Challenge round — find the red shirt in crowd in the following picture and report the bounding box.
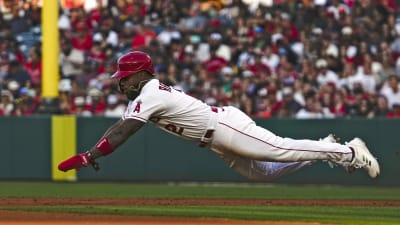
[72,22,93,51]
[85,101,107,115]
[24,60,42,87]
[72,33,93,52]
[203,56,227,74]
[131,30,156,50]
[386,110,400,118]
[249,63,271,76]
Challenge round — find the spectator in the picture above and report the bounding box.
[72,96,92,117]
[349,62,378,94]
[380,74,400,109]
[4,60,31,87]
[118,21,135,51]
[229,78,244,108]
[387,103,400,118]
[372,95,390,117]
[331,90,347,117]
[255,89,273,118]
[58,79,73,114]
[0,89,14,116]
[92,17,119,48]
[1,0,400,119]
[85,88,106,116]
[378,52,396,82]
[263,46,280,74]
[177,68,195,93]
[316,58,339,88]
[277,87,302,117]
[13,87,38,116]
[0,40,17,82]
[104,94,126,118]
[72,21,93,52]
[249,51,271,77]
[59,38,85,79]
[156,23,182,46]
[355,98,374,118]
[219,66,234,96]
[203,49,227,75]
[8,5,30,35]
[240,96,256,117]
[23,46,41,87]
[180,3,207,31]
[87,41,106,75]
[296,95,324,119]
[210,32,231,62]
[131,24,156,50]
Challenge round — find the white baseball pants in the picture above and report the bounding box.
[209,106,353,181]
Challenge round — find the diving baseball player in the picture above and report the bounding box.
[58,51,380,180]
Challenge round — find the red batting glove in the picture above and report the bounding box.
[58,152,100,172]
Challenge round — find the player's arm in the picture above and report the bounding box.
[92,118,145,153]
[58,118,145,172]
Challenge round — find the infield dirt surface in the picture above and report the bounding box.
[1,197,399,225]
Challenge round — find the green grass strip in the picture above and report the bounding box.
[2,205,399,225]
[1,182,400,200]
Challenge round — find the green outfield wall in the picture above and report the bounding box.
[0,117,51,179]
[0,116,399,185]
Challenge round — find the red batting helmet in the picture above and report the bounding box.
[111,51,155,79]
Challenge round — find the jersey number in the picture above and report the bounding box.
[165,124,184,135]
[159,83,182,93]
[158,83,184,136]
[159,83,171,92]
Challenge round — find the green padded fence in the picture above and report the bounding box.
[0,116,399,186]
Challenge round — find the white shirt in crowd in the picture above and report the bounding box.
[93,30,119,47]
[380,85,400,109]
[316,69,339,87]
[59,48,85,77]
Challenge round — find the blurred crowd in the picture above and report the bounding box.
[1,0,400,119]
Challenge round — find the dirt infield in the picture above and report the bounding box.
[1,197,399,207]
[1,197,399,225]
[0,210,328,225]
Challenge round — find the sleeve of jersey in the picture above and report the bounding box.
[122,86,165,122]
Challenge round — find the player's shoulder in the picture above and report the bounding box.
[140,79,160,94]
[140,79,174,100]
[142,79,174,94]
[143,79,160,89]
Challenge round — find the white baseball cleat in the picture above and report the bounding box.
[320,134,344,170]
[345,138,380,178]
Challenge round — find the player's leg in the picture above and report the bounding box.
[215,134,336,181]
[224,123,355,164]
[212,108,352,163]
[219,153,313,181]
[211,107,379,178]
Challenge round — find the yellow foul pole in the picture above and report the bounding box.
[41,0,59,98]
[42,1,77,182]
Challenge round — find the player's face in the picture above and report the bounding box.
[119,75,141,100]
[119,73,148,100]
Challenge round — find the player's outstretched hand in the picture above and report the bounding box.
[58,152,100,172]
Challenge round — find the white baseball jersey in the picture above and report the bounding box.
[123,79,354,181]
[123,79,214,141]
